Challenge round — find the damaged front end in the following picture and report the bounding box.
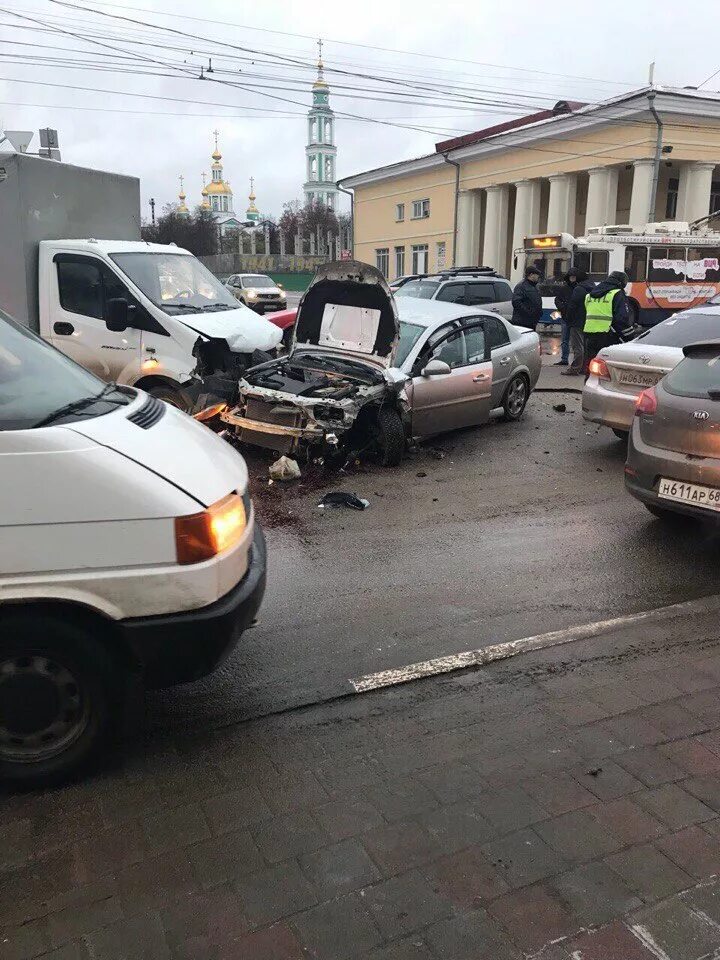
[220,260,408,465]
[192,336,275,406]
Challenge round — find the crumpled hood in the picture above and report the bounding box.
[69,394,249,508]
[293,260,399,369]
[181,305,282,353]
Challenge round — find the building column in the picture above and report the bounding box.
[677,161,715,223]
[585,166,619,230]
[509,179,541,283]
[455,190,482,267]
[628,159,655,228]
[546,173,577,234]
[482,184,509,274]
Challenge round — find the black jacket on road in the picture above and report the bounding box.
[511,278,543,328]
[565,278,595,329]
[584,278,631,334]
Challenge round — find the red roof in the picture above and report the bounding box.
[435,101,587,154]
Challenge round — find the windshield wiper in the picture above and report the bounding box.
[34,383,128,428]
[200,303,233,312]
[162,302,201,312]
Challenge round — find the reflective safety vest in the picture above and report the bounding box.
[584,289,619,334]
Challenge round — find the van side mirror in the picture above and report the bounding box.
[105,298,129,332]
[422,358,451,377]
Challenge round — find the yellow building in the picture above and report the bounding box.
[339,86,720,282]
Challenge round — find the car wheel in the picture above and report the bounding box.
[612,428,629,441]
[502,374,529,421]
[374,407,405,466]
[0,616,116,787]
[148,384,190,412]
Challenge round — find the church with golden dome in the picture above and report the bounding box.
[198,131,244,234]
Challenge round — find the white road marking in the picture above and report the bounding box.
[349,594,720,694]
[628,924,674,960]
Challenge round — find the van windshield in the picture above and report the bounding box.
[0,310,131,431]
[111,252,238,315]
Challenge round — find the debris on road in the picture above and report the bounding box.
[417,471,428,478]
[318,491,370,511]
[428,448,446,460]
[553,403,567,413]
[269,455,301,481]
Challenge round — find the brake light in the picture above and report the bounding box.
[588,358,610,380]
[635,387,657,416]
[175,493,247,564]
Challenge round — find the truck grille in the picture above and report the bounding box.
[245,397,303,428]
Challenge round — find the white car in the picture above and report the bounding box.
[0,308,265,786]
[582,308,720,439]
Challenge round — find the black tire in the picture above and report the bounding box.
[612,428,629,441]
[502,374,530,421]
[0,616,116,787]
[374,406,406,467]
[148,384,190,412]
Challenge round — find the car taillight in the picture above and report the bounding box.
[588,357,610,380]
[175,493,247,565]
[635,387,657,416]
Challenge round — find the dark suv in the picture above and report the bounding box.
[393,267,513,320]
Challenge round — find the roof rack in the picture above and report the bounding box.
[436,265,501,279]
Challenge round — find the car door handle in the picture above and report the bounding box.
[499,357,511,365]
[472,373,490,382]
[53,321,74,335]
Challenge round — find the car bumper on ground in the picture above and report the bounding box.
[582,378,638,431]
[626,425,720,519]
[119,522,267,688]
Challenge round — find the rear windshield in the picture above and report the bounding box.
[636,311,720,348]
[394,280,440,299]
[664,351,720,398]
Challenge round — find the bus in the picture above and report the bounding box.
[520,224,720,326]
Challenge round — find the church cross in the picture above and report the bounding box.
[317,38,323,64]
[250,176,254,193]
[179,174,184,192]
[213,129,219,150]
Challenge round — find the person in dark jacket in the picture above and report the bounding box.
[554,269,576,365]
[583,270,632,369]
[511,265,543,329]
[561,269,594,376]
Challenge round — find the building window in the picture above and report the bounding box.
[213,169,220,182]
[411,199,430,219]
[395,203,405,222]
[666,178,679,220]
[327,193,334,210]
[395,245,405,277]
[212,197,219,211]
[436,241,447,270]
[624,245,648,282]
[411,244,429,273]
[376,248,389,277]
[712,181,720,214]
[222,196,228,212]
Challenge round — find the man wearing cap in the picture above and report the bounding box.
[583,270,633,369]
[511,265,543,330]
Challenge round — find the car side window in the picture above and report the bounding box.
[463,323,486,364]
[464,282,495,306]
[56,258,103,319]
[436,283,465,303]
[429,329,466,368]
[493,281,513,301]
[486,317,510,350]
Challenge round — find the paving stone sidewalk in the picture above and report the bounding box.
[3,614,720,959]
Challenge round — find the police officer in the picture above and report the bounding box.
[583,270,633,368]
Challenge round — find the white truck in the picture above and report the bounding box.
[0,152,281,409]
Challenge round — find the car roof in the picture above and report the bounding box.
[397,298,496,329]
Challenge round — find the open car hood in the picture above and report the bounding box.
[292,260,399,369]
[181,305,282,353]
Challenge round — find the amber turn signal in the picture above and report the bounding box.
[175,493,247,564]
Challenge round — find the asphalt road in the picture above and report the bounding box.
[146,369,720,734]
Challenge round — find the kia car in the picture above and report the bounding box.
[626,339,720,521]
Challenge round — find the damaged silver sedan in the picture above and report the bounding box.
[219,261,542,466]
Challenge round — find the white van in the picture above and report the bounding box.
[0,307,266,786]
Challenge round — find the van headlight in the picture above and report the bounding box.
[175,493,247,564]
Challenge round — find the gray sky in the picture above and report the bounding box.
[1,0,719,222]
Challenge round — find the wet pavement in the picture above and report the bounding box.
[146,343,720,731]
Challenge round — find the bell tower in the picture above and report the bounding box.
[303,39,338,211]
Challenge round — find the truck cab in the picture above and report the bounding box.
[39,240,282,409]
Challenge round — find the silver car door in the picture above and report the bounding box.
[409,321,493,437]
[485,316,515,407]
